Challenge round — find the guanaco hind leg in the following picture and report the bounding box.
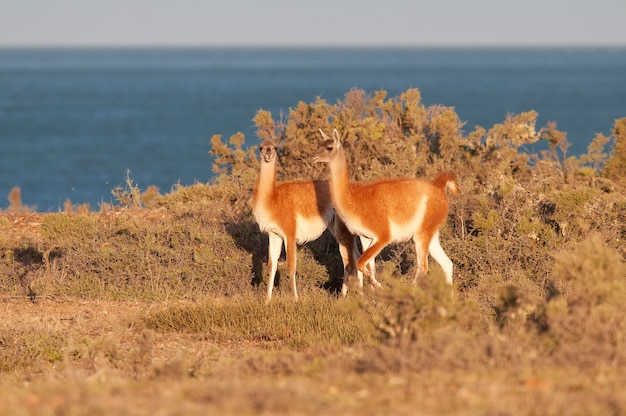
[412,231,453,285]
[428,231,453,285]
[328,215,363,297]
[412,236,430,285]
[335,237,359,297]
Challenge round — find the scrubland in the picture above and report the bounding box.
[1,88,625,415]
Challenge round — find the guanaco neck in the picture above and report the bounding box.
[254,158,276,208]
[327,146,352,209]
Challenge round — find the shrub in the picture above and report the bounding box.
[544,234,626,367]
[604,118,626,182]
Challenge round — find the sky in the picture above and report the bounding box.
[1,0,625,47]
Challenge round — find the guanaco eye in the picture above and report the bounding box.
[326,146,333,151]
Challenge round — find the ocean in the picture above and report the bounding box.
[0,47,625,212]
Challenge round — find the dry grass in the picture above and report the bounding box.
[1,297,626,415]
[1,88,625,415]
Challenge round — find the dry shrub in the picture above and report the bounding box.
[7,187,24,212]
[354,232,625,375]
[354,276,542,374]
[0,328,66,372]
[604,117,626,183]
[31,202,256,300]
[545,234,626,368]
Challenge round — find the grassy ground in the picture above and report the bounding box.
[1,197,624,415]
[2,296,625,416]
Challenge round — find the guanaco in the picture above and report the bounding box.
[253,139,360,302]
[312,129,459,287]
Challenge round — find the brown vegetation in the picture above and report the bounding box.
[1,88,625,415]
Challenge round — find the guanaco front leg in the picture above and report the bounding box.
[356,238,389,289]
[359,236,381,289]
[266,232,283,303]
[285,238,298,302]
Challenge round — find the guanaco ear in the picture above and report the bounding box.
[332,129,342,146]
[319,129,331,141]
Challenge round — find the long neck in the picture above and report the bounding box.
[328,147,351,207]
[254,159,276,205]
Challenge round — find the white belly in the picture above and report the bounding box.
[254,206,332,244]
[341,214,377,241]
[295,213,330,244]
[340,197,428,243]
[389,197,428,242]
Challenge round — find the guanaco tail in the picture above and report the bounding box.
[252,139,361,302]
[312,129,459,288]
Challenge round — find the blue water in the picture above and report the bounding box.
[1,47,625,211]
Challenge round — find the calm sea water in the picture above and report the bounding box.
[1,47,625,211]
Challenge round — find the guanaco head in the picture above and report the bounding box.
[312,129,342,163]
[258,140,278,164]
